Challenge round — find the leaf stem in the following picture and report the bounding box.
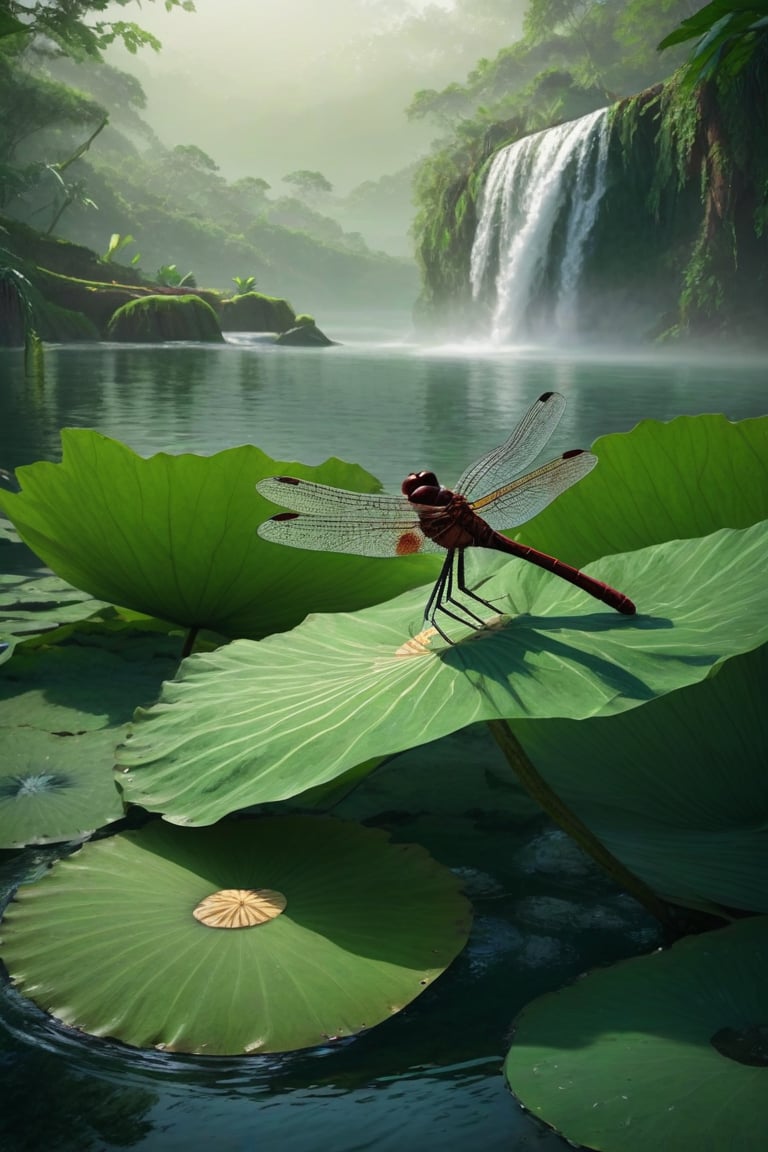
[485,718,673,929]
[180,626,199,661]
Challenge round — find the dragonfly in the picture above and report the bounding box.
[256,391,636,642]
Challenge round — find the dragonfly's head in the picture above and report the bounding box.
[402,471,451,506]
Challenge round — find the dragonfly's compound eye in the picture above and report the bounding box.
[403,472,451,506]
[402,471,439,498]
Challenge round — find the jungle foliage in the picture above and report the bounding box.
[410,0,688,325]
[0,6,416,309]
[411,0,768,339]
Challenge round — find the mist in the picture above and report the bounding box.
[103,0,520,194]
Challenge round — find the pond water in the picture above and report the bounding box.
[0,319,765,485]
[0,323,765,1151]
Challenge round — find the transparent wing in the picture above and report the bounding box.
[257,513,445,557]
[471,450,598,530]
[455,391,566,502]
[256,476,412,522]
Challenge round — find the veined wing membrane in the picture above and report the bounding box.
[471,451,598,531]
[256,476,412,521]
[455,391,567,503]
[258,514,444,557]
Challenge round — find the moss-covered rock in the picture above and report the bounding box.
[274,323,336,347]
[218,291,295,333]
[107,294,224,343]
[293,313,316,327]
[1,214,225,340]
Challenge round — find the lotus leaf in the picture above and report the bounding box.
[513,413,768,565]
[0,817,472,1054]
[0,572,108,648]
[0,622,180,732]
[513,644,768,912]
[0,726,123,848]
[504,915,768,1151]
[116,522,768,826]
[0,430,439,640]
[0,516,19,544]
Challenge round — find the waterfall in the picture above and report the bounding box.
[470,108,610,342]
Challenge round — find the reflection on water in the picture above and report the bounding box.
[0,330,764,1150]
[0,336,765,492]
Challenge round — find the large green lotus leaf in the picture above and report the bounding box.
[513,413,768,566]
[0,430,439,640]
[504,916,768,1152]
[513,644,768,912]
[0,623,180,733]
[0,726,123,848]
[116,522,768,826]
[0,817,472,1054]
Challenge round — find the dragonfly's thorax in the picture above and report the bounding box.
[407,486,495,551]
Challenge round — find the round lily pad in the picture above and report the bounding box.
[504,916,768,1151]
[0,572,108,648]
[0,816,472,1054]
[0,726,124,848]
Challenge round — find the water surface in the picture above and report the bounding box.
[0,327,764,488]
[0,327,765,1151]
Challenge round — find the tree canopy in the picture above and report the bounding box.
[0,0,195,60]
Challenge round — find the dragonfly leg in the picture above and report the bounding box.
[455,547,498,614]
[424,550,490,642]
[423,555,459,643]
[422,550,452,624]
[441,549,487,627]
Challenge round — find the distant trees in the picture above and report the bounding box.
[0,0,195,223]
[282,170,333,200]
[407,0,698,140]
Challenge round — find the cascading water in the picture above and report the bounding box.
[470,107,610,343]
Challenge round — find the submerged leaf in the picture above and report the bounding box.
[116,522,768,826]
[505,916,768,1152]
[0,817,472,1054]
[0,430,439,640]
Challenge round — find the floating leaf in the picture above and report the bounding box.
[513,414,768,566]
[504,916,768,1152]
[0,623,180,732]
[0,516,20,544]
[0,622,179,845]
[0,431,439,640]
[0,817,472,1054]
[0,727,123,848]
[513,644,768,912]
[0,571,108,648]
[116,522,768,826]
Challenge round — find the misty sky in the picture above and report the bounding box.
[104,0,514,193]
